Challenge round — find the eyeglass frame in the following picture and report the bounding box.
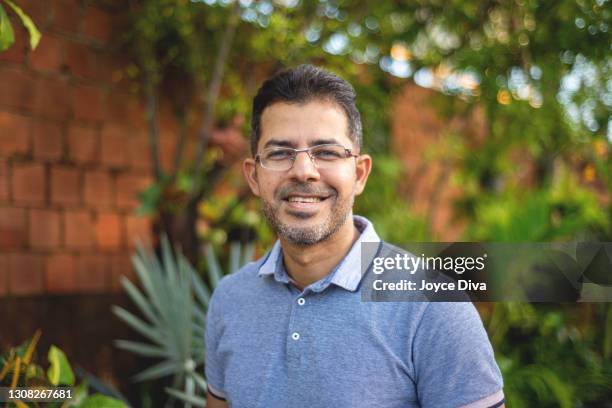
[254,143,360,171]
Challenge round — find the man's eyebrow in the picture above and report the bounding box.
[263,138,341,149]
[310,138,339,146]
[263,139,295,148]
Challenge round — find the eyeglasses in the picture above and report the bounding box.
[255,143,359,171]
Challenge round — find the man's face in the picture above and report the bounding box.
[243,99,372,246]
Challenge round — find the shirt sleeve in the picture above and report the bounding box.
[412,302,504,408]
[205,287,227,399]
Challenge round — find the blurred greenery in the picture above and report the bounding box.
[0,331,128,408]
[0,0,40,51]
[118,0,611,406]
[113,237,253,407]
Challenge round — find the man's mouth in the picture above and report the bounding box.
[281,194,332,214]
[285,195,328,203]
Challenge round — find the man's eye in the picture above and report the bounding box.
[266,150,293,160]
[313,149,343,160]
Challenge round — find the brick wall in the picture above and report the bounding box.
[392,84,488,240]
[0,1,156,296]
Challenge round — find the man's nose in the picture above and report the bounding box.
[288,151,320,181]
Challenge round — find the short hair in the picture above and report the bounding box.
[250,64,362,156]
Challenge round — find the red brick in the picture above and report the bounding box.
[159,135,178,171]
[94,212,122,249]
[76,253,108,292]
[106,91,144,127]
[0,207,27,248]
[82,7,112,44]
[101,125,129,168]
[29,208,61,249]
[128,133,151,172]
[12,163,45,204]
[19,1,51,31]
[116,173,151,209]
[0,67,35,110]
[73,85,105,122]
[128,133,152,171]
[64,41,97,80]
[0,160,8,201]
[50,166,81,205]
[0,111,30,156]
[51,0,83,33]
[96,52,115,84]
[125,215,151,248]
[84,170,113,207]
[63,209,94,249]
[110,252,135,292]
[0,25,27,64]
[33,77,72,119]
[8,253,44,295]
[46,253,77,293]
[68,125,98,164]
[0,254,7,295]
[33,121,64,160]
[30,34,64,72]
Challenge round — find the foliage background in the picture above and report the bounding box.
[121,0,611,406]
[1,0,610,406]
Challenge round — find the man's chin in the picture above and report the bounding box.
[284,208,319,220]
[278,226,329,246]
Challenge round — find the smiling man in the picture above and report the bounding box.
[205,65,504,408]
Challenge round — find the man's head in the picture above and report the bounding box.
[251,64,363,156]
[243,65,372,247]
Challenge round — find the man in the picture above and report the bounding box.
[205,64,504,408]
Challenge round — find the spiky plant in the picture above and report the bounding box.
[113,237,253,407]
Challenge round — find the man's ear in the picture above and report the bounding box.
[243,158,261,197]
[354,154,372,196]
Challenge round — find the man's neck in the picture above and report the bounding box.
[280,216,361,290]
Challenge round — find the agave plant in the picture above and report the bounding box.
[113,237,253,407]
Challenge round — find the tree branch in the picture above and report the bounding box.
[144,75,162,181]
[173,110,189,176]
[190,1,241,199]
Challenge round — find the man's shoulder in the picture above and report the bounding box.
[212,255,268,299]
[216,261,261,289]
[378,241,411,256]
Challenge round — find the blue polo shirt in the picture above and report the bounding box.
[205,216,504,408]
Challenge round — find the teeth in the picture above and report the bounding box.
[287,196,322,203]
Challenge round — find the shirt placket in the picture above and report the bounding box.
[285,287,309,369]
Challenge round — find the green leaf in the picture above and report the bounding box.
[80,394,127,408]
[161,234,178,288]
[132,359,180,382]
[4,0,40,49]
[65,380,89,407]
[205,244,223,288]
[136,183,162,216]
[190,370,208,391]
[114,339,170,358]
[0,4,15,51]
[111,306,166,347]
[229,241,241,274]
[120,276,160,326]
[165,387,206,407]
[191,267,211,308]
[47,345,75,386]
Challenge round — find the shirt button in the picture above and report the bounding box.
[291,332,300,341]
[297,298,306,305]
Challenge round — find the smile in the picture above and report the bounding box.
[286,196,326,203]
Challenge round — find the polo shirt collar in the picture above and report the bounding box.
[257,215,381,292]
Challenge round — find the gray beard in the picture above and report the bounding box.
[261,194,354,246]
